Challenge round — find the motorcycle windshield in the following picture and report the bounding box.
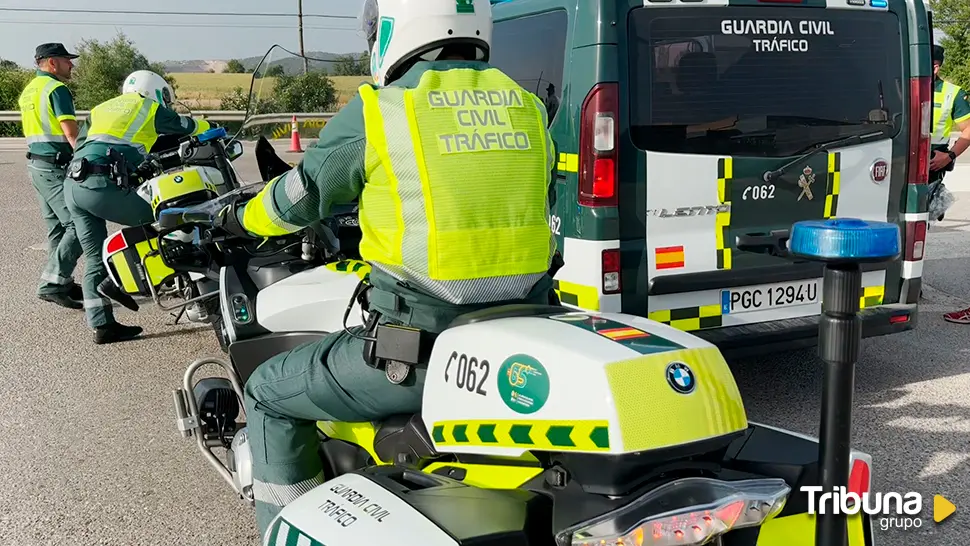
[233,45,340,141]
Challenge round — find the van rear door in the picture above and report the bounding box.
[624,3,908,331]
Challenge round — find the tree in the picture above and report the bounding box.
[274,72,338,112]
[931,0,970,89]
[0,59,20,71]
[331,52,370,77]
[265,65,286,78]
[0,65,31,136]
[224,59,246,73]
[69,32,176,109]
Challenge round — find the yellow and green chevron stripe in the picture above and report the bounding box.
[325,259,370,280]
[432,420,610,452]
[825,152,841,219]
[860,285,884,309]
[557,152,578,173]
[717,157,733,270]
[649,304,723,331]
[552,279,600,310]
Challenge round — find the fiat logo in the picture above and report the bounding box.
[870,159,889,183]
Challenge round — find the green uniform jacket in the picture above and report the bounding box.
[237,59,558,290]
[73,100,211,168]
[25,70,76,157]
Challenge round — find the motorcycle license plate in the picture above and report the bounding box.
[720,279,819,314]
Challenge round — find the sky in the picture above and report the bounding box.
[0,1,949,66]
[0,0,368,66]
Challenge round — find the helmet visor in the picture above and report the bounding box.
[358,0,379,51]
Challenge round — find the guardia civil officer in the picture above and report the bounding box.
[925,45,970,325]
[928,44,970,219]
[209,0,559,538]
[18,43,84,309]
[64,70,212,344]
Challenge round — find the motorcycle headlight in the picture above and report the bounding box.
[558,477,790,546]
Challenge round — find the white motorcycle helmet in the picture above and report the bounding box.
[358,0,492,86]
[122,70,175,107]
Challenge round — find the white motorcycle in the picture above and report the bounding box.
[155,138,896,546]
[98,44,299,329]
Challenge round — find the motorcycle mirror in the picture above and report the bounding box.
[226,140,244,161]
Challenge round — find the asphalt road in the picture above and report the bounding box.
[1,138,970,545]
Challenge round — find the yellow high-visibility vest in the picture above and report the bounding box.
[86,92,162,155]
[18,74,70,145]
[356,68,557,304]
[932,80,962,146]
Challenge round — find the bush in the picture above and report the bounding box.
[274,72,337,113]
[217,72,338,138]
[0,66,32,136]
[69,33,176,109]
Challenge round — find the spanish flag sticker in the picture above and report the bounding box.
[597,327,649,341]
[655,246,685,270]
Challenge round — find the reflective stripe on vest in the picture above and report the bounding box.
[18,75,69,144]
[86,93,161,156]
[356,68,556,304]
[932,80,959,145]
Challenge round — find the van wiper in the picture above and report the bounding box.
[762,128,890,183]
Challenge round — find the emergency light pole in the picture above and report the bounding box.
[788,218,900,546]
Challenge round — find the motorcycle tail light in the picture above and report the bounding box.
[560,478,790,546]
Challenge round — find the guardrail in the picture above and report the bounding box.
[0,111,336,124]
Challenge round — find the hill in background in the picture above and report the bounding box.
[162,51,355,75]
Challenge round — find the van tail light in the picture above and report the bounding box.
[848,458,871,497]
[105,231,129,255]
[904,220,927,261]
[907,76,931,185]
[844,453,873,509]
[602,248,621,294]
[579,83,619,207]
[561,477,790,546]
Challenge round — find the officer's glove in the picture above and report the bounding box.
[214,202,255,239]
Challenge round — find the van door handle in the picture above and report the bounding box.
[736,230,791,256]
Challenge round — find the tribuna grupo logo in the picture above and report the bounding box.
[802,486,924,530]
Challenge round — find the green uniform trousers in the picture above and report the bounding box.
[63,176,154,328]
[27,159,82,296]
[244,272,555,537]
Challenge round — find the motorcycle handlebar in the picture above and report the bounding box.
[157,207,216,230]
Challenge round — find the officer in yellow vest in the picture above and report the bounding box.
[929,45,970,217]
[18,43,84,310]
[64,70,212,344]
[210,0,558,537]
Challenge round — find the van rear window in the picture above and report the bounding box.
[627,7,903,157]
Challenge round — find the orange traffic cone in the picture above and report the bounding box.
[289,115,303,153]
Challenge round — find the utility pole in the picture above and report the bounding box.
[298,0,308,73]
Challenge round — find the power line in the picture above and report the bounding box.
[0,19,357,30]
[0,7,356,19]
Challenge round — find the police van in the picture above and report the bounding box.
[487,0,934,357]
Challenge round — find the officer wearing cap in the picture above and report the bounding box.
[929,45,970,211]
[18,43,84,310]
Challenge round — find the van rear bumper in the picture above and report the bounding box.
[692,303,917,359]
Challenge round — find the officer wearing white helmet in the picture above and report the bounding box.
[64,69,213,344]
[211,0,558,538]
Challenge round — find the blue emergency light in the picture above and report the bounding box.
[789,218,900,262]
[198,126,228,143]
[869,0,888,7]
